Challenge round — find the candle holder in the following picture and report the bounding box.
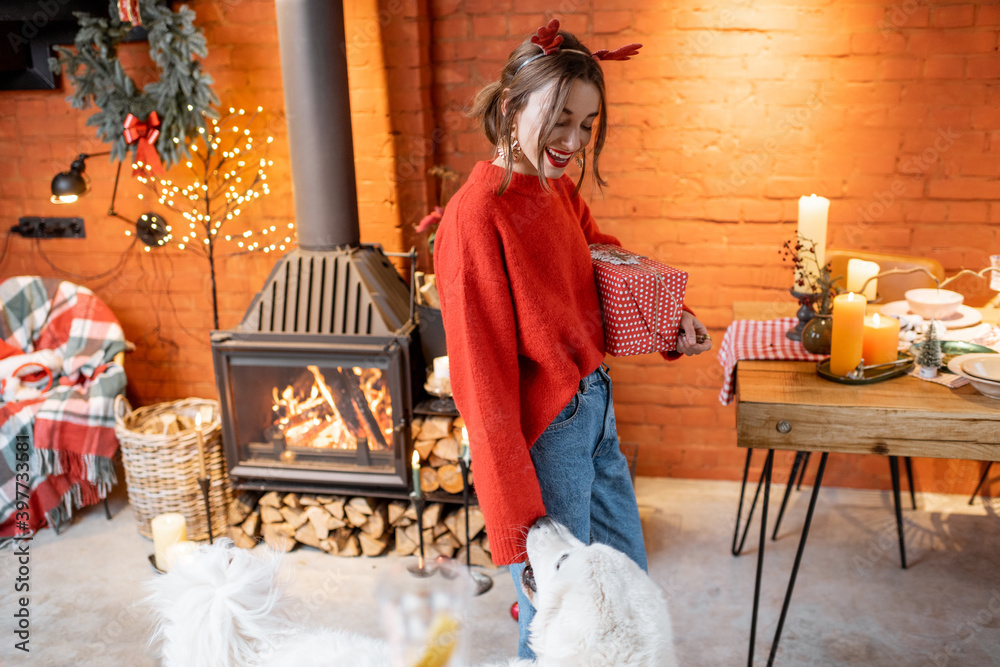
[458,457,493,596]
[407,492,430,576]
[199,476,214,545]
[785,289,820,342]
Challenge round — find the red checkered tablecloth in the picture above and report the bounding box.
[717,318,827,405]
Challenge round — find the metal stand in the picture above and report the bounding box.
[889,457,907,569]
[968,461,993,505]
[459,458,493,595]
[198,476,214,544]
[785,289,819,342]
[407,494,431,576]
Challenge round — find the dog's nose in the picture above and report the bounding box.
[533,516,554,529]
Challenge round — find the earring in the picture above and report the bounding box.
[575,150,585,168]
[509,122,522,163]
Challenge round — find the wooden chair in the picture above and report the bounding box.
[827,250,945,303]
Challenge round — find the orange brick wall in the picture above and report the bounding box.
[2,1,997,495]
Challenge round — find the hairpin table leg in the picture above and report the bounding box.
[968,461,993,506]
[772,452,806,541]
[796,452,811,490]
[766,452,828,667]
[732,449,768,557]
[904,457,916,510]
[747,449,774,667]
[889,457,906,569]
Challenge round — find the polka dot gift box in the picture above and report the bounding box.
[590,244,688,357]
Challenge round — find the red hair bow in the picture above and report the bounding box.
[531,18,564,55]
[592,44,643,61]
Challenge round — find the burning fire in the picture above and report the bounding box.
[271,365,392,450]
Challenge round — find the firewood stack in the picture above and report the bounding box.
[227,490,492,566]
[411,415,471,495]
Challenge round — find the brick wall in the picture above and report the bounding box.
[1,0,997,495]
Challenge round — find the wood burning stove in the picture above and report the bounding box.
[212,246,423,496]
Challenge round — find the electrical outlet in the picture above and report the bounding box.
[14,217,86,239]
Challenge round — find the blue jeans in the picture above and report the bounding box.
[508,363,647,660]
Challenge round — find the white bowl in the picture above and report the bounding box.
[904,288,963,319]
[947,355,1000,400]
[960,355,1000,383]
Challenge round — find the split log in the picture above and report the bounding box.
[359,533,388,557]
[411,417,424,440]
[457,542,493,568]
[282,492,301,509]
[423,503,443,530]
[262,522,296,552]
[229,526,257,550]
[341,533,361,557]
[227,491,258,525]
[388,501,409,526]
[280,506,309,530]
[344,504,369,528]
[481,534,490,554]
[261,505,284,524]
[259,490,282,508]
[432,534,457,558]
[419,467,440,493]
[444,507,486,544]
[433,437,461,462]
[418,416,452,440]
[324,497,346,521]
[316,495,335,504]
[306,506,332,539]
[241,511,260,538]
[395,526,417,556]
[433,521,450,539]
[437,465,464,495]
[299,495,320,507]
[360,503,388,539]
[453,415,465,429]
[348,497,376,516]
[294,521,322,549]
[415,440,436,460]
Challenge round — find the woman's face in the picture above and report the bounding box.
[503,78,600,179]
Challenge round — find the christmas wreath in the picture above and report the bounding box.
[49,0,218,170]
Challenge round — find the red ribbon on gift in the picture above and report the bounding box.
[123,112,164,176]
[118,0,141,26]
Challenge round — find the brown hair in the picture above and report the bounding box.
[468,29,609,197]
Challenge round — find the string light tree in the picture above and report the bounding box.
[130,106,288,328]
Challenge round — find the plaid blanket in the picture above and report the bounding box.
[0,277,126,538]
[717,318,827,406]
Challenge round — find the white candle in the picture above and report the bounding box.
[991,255,1000,291]
[847,259,880,301]
[796,195,830,290]
[151,513,187,572]
[163,540,198,571]
[433,356,450,380]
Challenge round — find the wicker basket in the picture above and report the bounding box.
[115,397,232,541]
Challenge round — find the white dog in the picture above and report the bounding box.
[514,516,677,667]
[146,519,677,667]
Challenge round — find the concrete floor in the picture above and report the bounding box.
[1,474,999,666]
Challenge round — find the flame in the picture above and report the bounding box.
[270,365,392,450]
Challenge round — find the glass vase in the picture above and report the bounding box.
[801,313,833,355]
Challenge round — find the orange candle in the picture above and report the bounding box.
[862,313,901,367]
[830,292,867,376]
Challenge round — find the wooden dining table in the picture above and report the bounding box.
[731,302,1000,666]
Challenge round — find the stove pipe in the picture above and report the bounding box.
[274,0,360,250]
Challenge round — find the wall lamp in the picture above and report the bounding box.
[50,151,110,204]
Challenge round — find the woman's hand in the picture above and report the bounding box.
[676,311,712,356]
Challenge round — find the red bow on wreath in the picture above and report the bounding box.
[118,0,142,26]
[123,112,164,176]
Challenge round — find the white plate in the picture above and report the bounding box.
[881,301,983,329]
[946,355,1000,399]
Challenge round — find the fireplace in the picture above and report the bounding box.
[210,0,432,497]
[212,246,422,496]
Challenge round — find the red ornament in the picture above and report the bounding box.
[117,0,141,26]
[510,601,519,621]
[123,112,164,176]
[530,19,563,55]
[416,206,444,233]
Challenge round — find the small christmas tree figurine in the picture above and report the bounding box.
[916,320,942,378]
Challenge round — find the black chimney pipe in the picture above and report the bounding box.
[274,0,360,250]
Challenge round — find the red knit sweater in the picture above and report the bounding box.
[434,161,680,565]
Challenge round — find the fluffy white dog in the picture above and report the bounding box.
[514,516,678,667]
[146,519,677,667]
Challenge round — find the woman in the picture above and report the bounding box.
[433,19,712,659]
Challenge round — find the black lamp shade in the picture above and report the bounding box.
[50,157,89,203]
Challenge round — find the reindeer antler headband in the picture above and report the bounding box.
[515,18,642,76]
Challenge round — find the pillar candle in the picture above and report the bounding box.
[433,356,450,380]
[990,255,1000,291]
[151,513,187,572]
[830,292,867,376]
[164,540,198,571]
[862,313,901,367]
[411,450,423,498]
[847,259,880,301]
[796,195,830,290]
